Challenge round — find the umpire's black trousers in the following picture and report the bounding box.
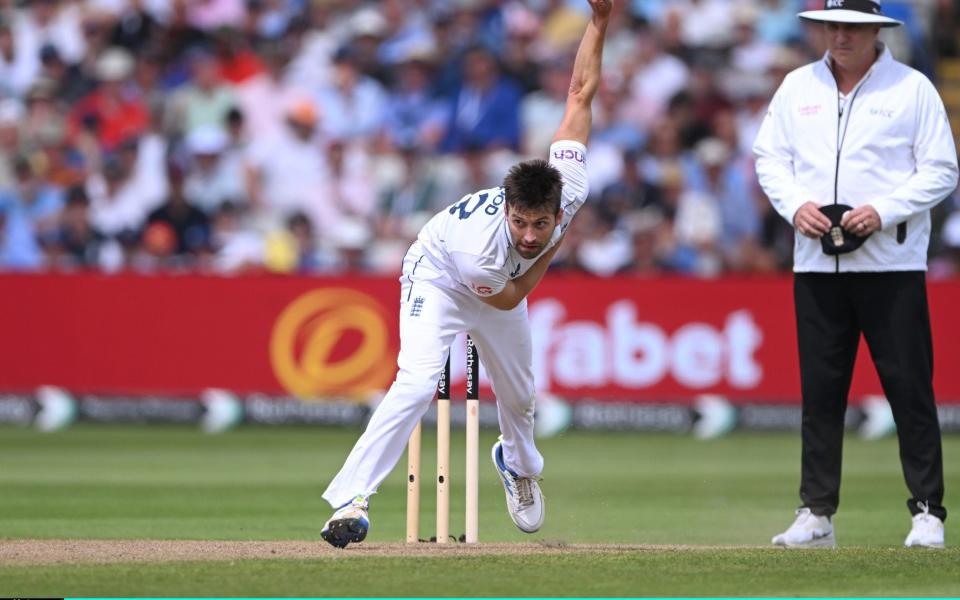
[794,271,946,522]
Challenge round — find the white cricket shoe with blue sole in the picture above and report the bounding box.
[491,439,544,533]
[772,507,835,548]
[321,495,369,549]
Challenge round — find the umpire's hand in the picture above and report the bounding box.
[793,202,831,238]
[840,205,882,237]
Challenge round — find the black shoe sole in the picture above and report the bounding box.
[321,518,368,549]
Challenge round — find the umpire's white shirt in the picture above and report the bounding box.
[753,44,959,272]
[406,140,588,297]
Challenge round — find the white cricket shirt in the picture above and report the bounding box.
[403,140,588,297]
[753,44,959,272]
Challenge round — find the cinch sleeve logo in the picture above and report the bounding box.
[553,149,585,163]
[269,289,396,399]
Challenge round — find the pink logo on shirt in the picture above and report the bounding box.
[798,105,821,117]
[472,284,494,296]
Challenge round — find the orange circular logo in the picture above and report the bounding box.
[270,289,395,399]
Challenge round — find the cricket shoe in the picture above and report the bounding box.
[904,505,944,548]
[321,495,369,549]
[772,508,835,548]
[491,439,544,533]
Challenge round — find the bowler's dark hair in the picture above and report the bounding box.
[502,159,563,215]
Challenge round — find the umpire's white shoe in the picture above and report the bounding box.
[491,439,544,533]
[905,511,945,549]
[772,508,835,548]
[321,495,369,549]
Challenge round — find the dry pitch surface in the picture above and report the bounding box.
[1,540,758,565]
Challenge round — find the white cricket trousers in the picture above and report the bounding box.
[323,277,543,508]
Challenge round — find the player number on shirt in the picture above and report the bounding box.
[449,191,504,220]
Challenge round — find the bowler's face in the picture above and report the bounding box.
[505,204,561,259]
[825,22,880,72]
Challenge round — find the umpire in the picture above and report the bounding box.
[754,0,958,548]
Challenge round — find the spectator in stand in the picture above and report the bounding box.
[20,78,66,155]
[498,6,544,93]
[730,4,779,75]
[243,97,329,230]
[929,210,960,279]
[67,47,149,155]
[165,46,238,137]
[183,125,245,214]
[668,0,735,52]
[539,0,589,56]
[158,0,210,66]
[441,44,522,152]
[682,137,762,272]
[0,154,63,270]
[314,137,376,239]
[731,75,774,158]
[651,161,719,275]
[283,0,340,94]
[43,184,103,270]
[433,143,514,211]
[234,39,308,140]
[638,117,683,187]
[626,29,689,121]
[575,204,634,277]
[246,0,299,41]
[280,210,338,273]
[36,43,94,106]
[671,158,723,276]
[754,0,805,44]
[598,148,663,225]
[668,61,731,150]
[212,27,265,86]
[86,141,164,253]
[521,58,571,157]
[619,208,671,275]
[327,215,372,273]
[12,0,86,67]
[107,0,161,54]
[591,73,649,152]
[315,45,388,143]
[380,48,447,153]
[144,161,210,264]
[0,16,40,99]
[376,142,440,239]
[345,8,391,84]
[185,0,246,32]
[209,200,262,273]
[0,100,23,190]
[377,0,437,71]
[77,9,117,73]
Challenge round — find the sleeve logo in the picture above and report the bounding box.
[471,283,494,296]
[553,149,585,163]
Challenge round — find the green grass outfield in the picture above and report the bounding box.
[1,424,958,597]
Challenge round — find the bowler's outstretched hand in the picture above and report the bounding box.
[588,0,613,18]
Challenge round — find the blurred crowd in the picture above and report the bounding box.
[0,0,958,278]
